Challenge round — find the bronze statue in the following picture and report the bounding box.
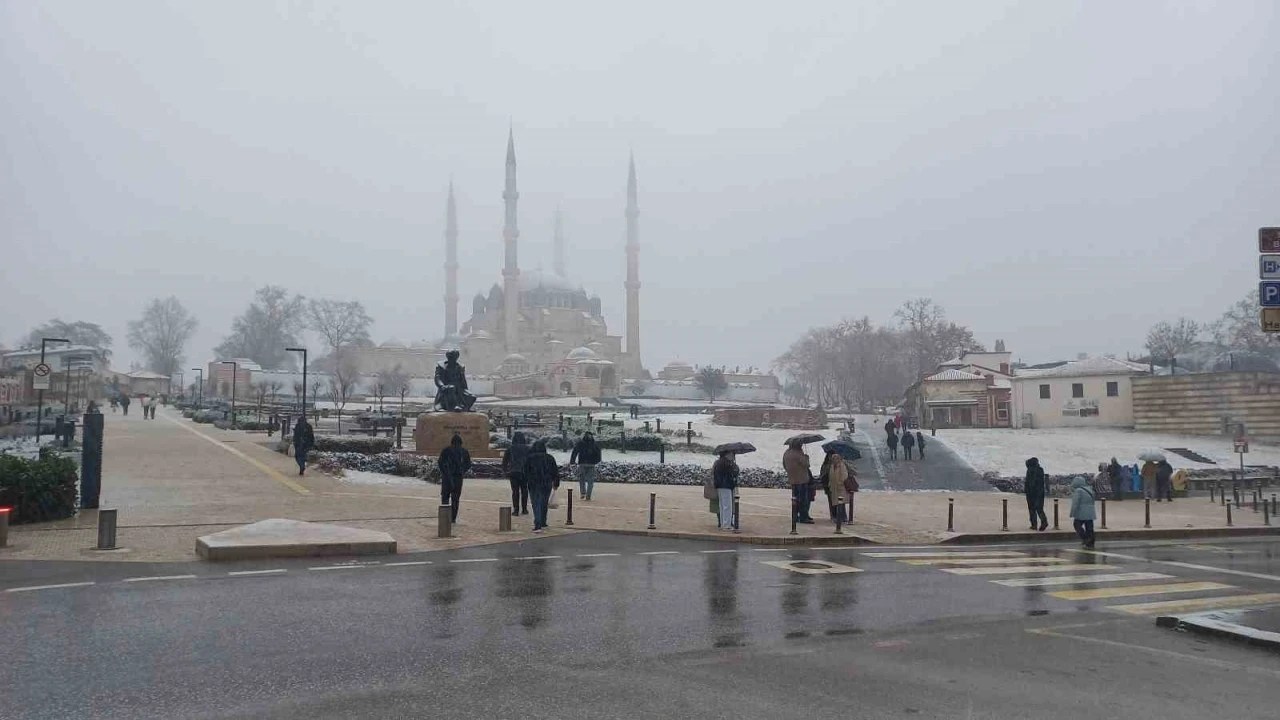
[434,350,476,412]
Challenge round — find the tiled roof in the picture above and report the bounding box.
[926,369,985,382]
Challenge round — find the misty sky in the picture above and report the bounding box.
[3,1,1277,374]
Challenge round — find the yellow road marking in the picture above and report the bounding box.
[162,415,310,495]
[945,564,1119,576]
[1049,581,1233,601]
[1109,593,1280,616]
[993,572,1173,587]
[902,557,1069,566]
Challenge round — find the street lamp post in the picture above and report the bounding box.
[35,337,70,443]
[221,361,238,423]
[192,368,204,409]
[286,347,308,420]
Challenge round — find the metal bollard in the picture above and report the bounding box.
[499,506,513,532]
[647,493,657,530]
[1265,501,1271,527]
[656,418,662,433]
[645,421,651,433]
[947,497,954,532]
[733,495,741,534]
[566,489,575,526]
[437,504,452,538]
[1144,498,1151,528]
[1210,484,1215,503]
[660,444,665,464]
[1053,499,1059,530]
[1101,498,1107,529]
[97,508,118,550]
[1253,491,1259,513]
[1273,494,1277,516]
[620,430,626,454]
[1227,502,1233,527]
[0,506,9,548]
[1001,498,1008,531]
[1222,486,1227,506]
[791,497,799,535]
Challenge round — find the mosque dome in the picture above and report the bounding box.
[519,270,580,293]
[503,353,527,363]
[566,346,598,361]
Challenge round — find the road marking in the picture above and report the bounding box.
[576,553,620,558]
[5,581,96,593]
[993,572,1173,587]
[763,559,862,575]
[638,551,680,556]
[945,564,1120,576]
[902,557,1069,566]
[700,549,737,554]
[228,569,286,576]
[1049,581,1233,601]
[808,546,866,551]
[515,555,561,561]
[384,561,432,567]
[752,548,791,553]
[1077,550,1280,584]
[310,564,379,571]
[862,551,1027,558]
[873,639,909,648]
[163,414,310,495]
[1109,593,1280,616]
[1027,624,1280,678]
[122,575,198,583]
[449,558,498,564]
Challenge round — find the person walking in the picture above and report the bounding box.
[501,431,531,516]
[292,416,315,476]
[1155,460,1174,502]
[783,440,815,524]
[1070,475,1097,548]
[1119,463,1134,498]
[437,434,472,523]
[1140,460,1158,500]
[109,396,118,413]
[570,431,602,500]
[886,431,899,460]
[884,418,895,439]
[120,395,131,416]
[901,430,916,460]
[712,451,739,531]
[820,449,848,525]
[916,431,926,460]
[1108,458,1124,500]
[1025,457,1048,531]
[148,397,158,419]
[525,439,560,532]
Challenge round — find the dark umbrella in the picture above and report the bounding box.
[714,442,757,455]
[784,433,826,446]
[821,440,862,461]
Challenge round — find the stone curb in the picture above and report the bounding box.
[941,526,1280,545]
[584,527,879,546]
[1156,613,1280,651]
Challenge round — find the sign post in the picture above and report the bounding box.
[1260,229,1280,333]
[32,363,51,391]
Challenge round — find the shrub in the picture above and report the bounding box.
[0,447,79,524]
[181,409,195,419]
[312,436,394,454]
[235,420,273,432]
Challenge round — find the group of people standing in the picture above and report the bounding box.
[1101,458,1177,502]
[498,432,597,532]
[779,440,859,528]
[108,394,157,418]
[883,418,926,461]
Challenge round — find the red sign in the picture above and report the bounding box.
[1262,228,1280,253]
[1234,438,1249,454]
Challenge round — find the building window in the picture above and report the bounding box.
[1072,383,1084,398]
[996,401,1009,420]
[1106,381,1119,397]
[1039,384,1050,399]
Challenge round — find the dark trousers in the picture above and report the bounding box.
[904,446,914,460]
[1027,496,1047,528]
[919,446,925,459]
[792,485,812,521]
[1110,478,1123,499]
[1156,479,1172,501]
[531,485,552,529]
[509,473,529,514]
[1073,519,1095,544]
[295,447,308,474]
[441,476,463,521]
[888,445,897,460]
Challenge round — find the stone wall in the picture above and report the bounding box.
[712,407,826,429]
[1132,372,1280,440]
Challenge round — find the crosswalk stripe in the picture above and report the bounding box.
[945,564,1119,576]
[992,572,1173,587]
[862,551,1027,558]
[1109,593,1280,616]
[1049,581,1233,601]
[902,557,1069,566]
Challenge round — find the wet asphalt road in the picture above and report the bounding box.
[3,535,1280,719]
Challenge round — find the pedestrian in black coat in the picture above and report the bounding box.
[886,431,899,460]
[501,431,531,515]
[1025,457,1048,531]
[916,431,927,460]
[437,434,472,522]
[292,417,315,476]
[901,430,916,460]
[525,440,560,532]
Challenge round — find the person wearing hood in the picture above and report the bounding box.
[501,432,531,516]
[712,451,739,530]
[1140,460,1158,499]
[1155,460,1174,502]
[1025,457,1048,531]
[525,439,560,532]
[820,449,848,525]
[570,431,602,500]
[1070,475,1097,548]
[292,415,315,476]
[783,440,815,524]
[886,430,899,460]
[1107,458,1124,500]
[437,434,472,523]
[901,430,916,460]
[916,431,927,460]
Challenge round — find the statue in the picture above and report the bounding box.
[434,350,476,412]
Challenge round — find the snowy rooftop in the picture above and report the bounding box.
[926,369,986,382]
[1014,357,1150,380]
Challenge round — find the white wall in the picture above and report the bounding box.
[1011,374,1136,429]
[637,383,779,403]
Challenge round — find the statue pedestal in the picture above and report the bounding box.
[414,412,497,458]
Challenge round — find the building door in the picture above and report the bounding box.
[956,407,974,427]
[931,407,949,426]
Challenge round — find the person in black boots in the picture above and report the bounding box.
[1025,457,1048,531]
[437,434,472,523]
[501,431,531,516]
[916,431,927,460]
[292,416,315,476]
[901,430,916,460]
[525,439,560,532]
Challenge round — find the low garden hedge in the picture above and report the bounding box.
[0,448,79,524]
[312,436,395,454]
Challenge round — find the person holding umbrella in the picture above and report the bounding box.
[784,439,816,524]
[712,450,739,530]
[820,448,848,524]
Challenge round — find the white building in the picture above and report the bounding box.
[1010,357,1151,429]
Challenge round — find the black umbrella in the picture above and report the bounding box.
[784,433,826,446]
[714,442,757,455]
[821,440,862,461]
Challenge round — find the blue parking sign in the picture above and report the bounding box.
[1262,282,1280,307]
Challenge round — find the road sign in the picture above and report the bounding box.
[1234,438,1249,454]
[1262,228,1280,253]
[1263,255,1280,280]
[1261,281,1280,307]
[1264,308,1280,334]
[32,362,51,390]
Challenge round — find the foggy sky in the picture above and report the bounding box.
[3,1,1278,374]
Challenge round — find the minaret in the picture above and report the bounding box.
[443,180,459,338]
[624,153,641,374]
[502,129,521,351]
[553,206,566,278]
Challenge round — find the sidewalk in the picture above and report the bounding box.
[1157,606,1280,650]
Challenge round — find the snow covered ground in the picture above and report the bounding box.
[338,469,426,486]
[477,397,775,410]
[932,426,1280,476]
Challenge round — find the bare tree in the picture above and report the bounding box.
[380,364,411,417]
[894,298,983,379]
[308,378,323,419]
[214,286,307,369]
[308,298,373,354]
[266,379,283,413]
[695,367,728,402]
[1211,290,1280,358]
[328,354,359,434]
[253,381,269,420]
[1145,318,1201,362]
[371,376,388,414]
[25,319,113,357]
[127,297,198,377]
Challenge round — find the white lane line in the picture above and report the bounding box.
[809,546,867,551]
[309,564,380,571]
[228,569,286,576]
[862,551,1027,558]
[122,575,198,583]
[1109,593,1280,616]
[752,548,790,553]
[1078,550,1280,584]
[576,553,620,558]
[385,561,432,567]
[944,564,1120,576]
[992,572,1173,587]
[449,558,498,564]
[515,555,561,561]
[5,581,96,593]
[900,557,1069,566]
[638,551,680,556]
[700,549,737,554]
